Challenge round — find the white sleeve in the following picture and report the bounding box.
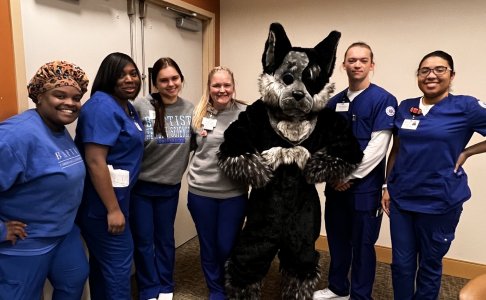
[345,130,392,180]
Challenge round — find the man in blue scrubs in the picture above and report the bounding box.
[313,42,397,300]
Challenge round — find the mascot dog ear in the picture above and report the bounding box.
[315,30,341,78]
[262,23,292,74]
[262,22,341,80]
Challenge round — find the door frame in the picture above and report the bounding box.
[3,1,27,118]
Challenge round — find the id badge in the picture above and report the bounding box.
[202,117,217,131]
[108,165,130,187]
[336,102,350,112]
[401,119,420,130]
[149,110,156,119]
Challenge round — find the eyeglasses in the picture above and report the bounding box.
[417,66,452,77]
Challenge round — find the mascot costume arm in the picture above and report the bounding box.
[218,103,274,188]
[303,110,363,184]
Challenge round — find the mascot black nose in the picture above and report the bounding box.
[292,91,305,101]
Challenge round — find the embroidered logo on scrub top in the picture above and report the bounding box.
[385,106,395,116]
[55,147,83,169]
[477,100,486,109]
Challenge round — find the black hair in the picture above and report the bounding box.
[91,52,141,97]
[150,57,184,137]
[418,50,454,72]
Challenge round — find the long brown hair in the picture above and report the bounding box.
[150,57,184,137]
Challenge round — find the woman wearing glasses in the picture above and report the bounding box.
[381,50,486,299]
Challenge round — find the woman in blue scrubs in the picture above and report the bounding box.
[75,52,144,300]
[382,50,486,300]
[0,61,89,299]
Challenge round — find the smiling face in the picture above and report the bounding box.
[113,63,141,102]
[155,66,182,104]
[36,85,83,131]
[417,56,454,104]
[209,70,234,110]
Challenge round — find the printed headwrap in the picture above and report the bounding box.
[27,61,89,103]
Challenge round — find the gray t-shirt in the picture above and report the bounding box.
[133,95,194,185]
[187,102,248,198]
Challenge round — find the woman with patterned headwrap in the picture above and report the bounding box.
[0,61,90,300]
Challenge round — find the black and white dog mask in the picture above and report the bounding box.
[258,23,341,145]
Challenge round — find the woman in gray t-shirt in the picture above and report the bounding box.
[131,58,193,300]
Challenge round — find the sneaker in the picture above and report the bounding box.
[313,288,350,300]
[158,293,173,300]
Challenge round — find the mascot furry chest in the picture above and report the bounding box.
[218,23,363,299]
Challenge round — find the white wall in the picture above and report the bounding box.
[220,0,486,264]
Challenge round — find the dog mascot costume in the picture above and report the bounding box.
[218,23,364,299]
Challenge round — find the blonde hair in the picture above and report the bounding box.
[192,66,245,129]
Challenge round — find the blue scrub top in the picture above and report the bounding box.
[75,91,144,218]
[0,110,85,255]
[388,94,486,213]
[327,84,397,194]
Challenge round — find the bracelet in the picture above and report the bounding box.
[382,184,387,189]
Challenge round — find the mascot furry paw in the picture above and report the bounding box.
[218,23,363,299]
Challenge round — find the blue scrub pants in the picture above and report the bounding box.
[0,225,88,300]
[130,182,180,300]
[324,190,382,300]
[187,192,247,300]
[78,213,133,300]
[389,201,462,300]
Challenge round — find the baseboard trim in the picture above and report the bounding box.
[316,235,486,279]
